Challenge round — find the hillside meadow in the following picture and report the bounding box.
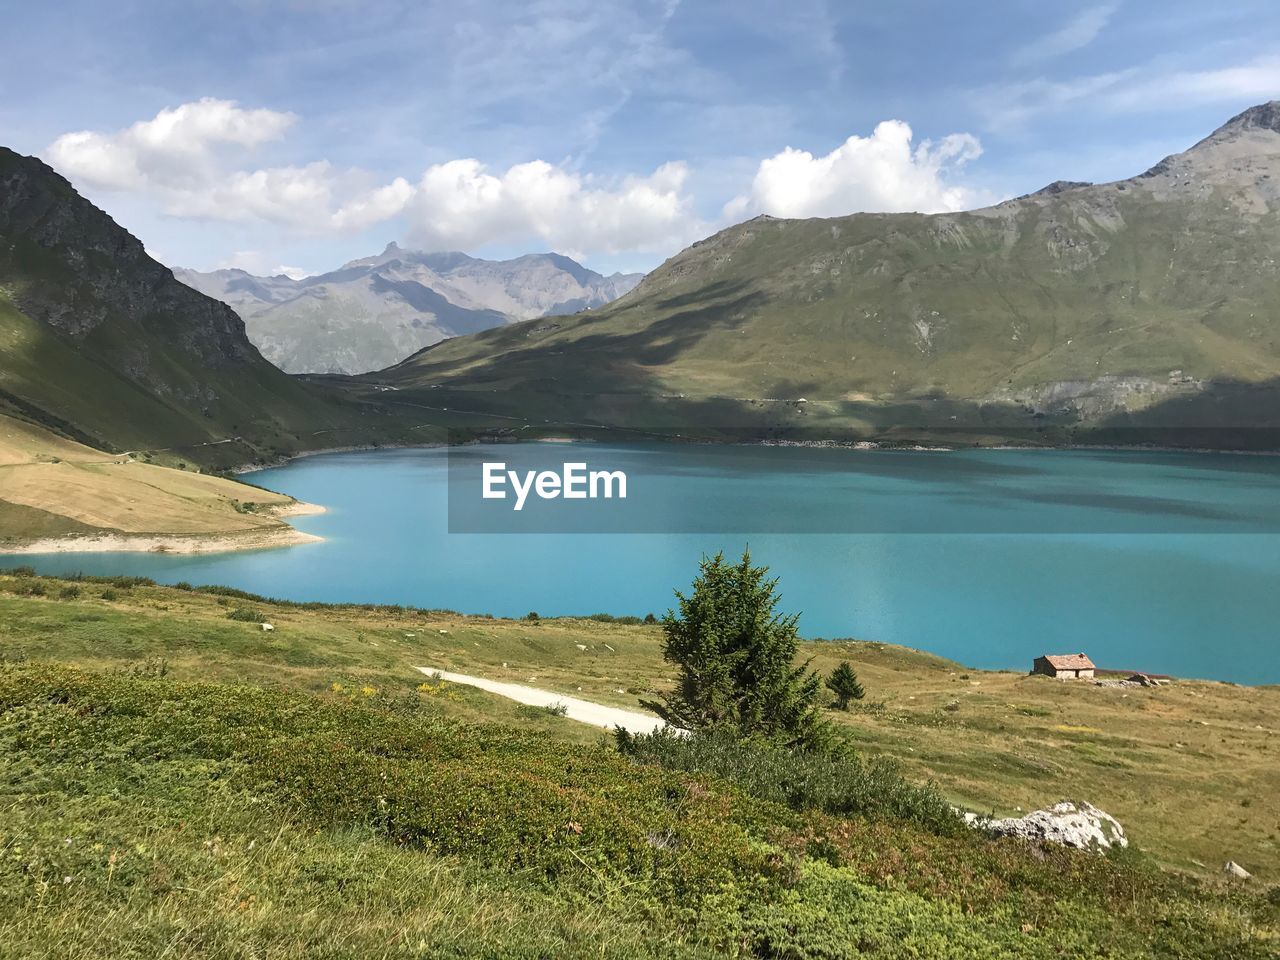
[1,570,1277,884]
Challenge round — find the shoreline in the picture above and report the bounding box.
[0,500,328,556]
[233,441,440,475]
[234,434,1280,475]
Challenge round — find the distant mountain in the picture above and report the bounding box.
[0,146,412,470]
[365,102,1280,448]
[176,246,644,374]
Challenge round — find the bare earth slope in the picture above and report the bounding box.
[0,412,319,552]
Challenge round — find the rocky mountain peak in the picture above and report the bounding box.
[1213,100,1280,137]
[176,243,646,374]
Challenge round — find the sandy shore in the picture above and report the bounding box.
[270,500,328,518]
[1,527,323,555]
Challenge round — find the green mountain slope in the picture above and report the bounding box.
[366,103,1280,446]
[0,148,413,468]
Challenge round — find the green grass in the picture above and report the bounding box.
[3,661,1276,959]
[2,571,1279,880]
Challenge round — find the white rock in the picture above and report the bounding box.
[1224,860,1252,880]
[260,623,274,632]
[966,800,1127,852]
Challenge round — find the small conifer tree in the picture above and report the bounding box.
[825,661,865,710]
[644,549,827,748]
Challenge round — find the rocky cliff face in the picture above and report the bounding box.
[0,149,260,371]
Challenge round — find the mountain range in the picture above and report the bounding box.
[360,102,1280,447]
[4,103,1280,463]
[176,247,643,375]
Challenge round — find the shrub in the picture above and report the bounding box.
[226,607,265,623]
[585,613,642,625]
[0,666,779,904]
[57,585,81,600]
[517,701,569,719]
[524,611,540,622]
[617,728,961,836]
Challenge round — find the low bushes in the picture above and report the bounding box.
[0,665,784,907]
[616,728,961,836]
[225,606,265,623]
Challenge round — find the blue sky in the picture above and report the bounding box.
[3,0,1278,275]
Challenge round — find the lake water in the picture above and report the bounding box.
[7,443,1280,684]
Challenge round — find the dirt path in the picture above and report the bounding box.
[416,667,669,734]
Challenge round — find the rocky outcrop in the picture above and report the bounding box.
[0,148,257,369]
[963,800,1128,852]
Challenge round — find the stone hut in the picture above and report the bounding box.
[1032,652,1096,680]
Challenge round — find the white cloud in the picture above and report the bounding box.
[1011,5,1117,68]
[407,159,701,257]
[979,54,1280,129]
[48,101,989,260]
[1104,57,1280,112]
[725,121,985,221]
[330,177,417,232]
[49,98,295,191]
[162,160,415,232]
[45,98,702,257]
[48,101,415,234]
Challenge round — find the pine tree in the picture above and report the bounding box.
[643,549,827,748]
[825,661,865,710]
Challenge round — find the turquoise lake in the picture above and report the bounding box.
[7,443,1280,684]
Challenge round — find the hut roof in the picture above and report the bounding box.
[1042,653,1096,671]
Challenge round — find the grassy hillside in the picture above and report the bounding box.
[355,104,1280,448]
[1,571,1276,883]
[1,572,1276,958]
[0,412,321,550]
